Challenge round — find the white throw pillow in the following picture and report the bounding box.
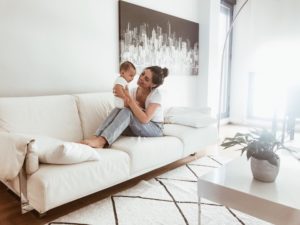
[30,136,64,161]
[53,142,101,164]
[164,107,217,128]
[30,136,101,164]
[165,106,212,115]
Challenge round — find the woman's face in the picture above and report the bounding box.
[137,69,155,89]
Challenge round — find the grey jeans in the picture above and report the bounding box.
[95,108,163,146]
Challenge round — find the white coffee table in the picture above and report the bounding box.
[198,153,300,225]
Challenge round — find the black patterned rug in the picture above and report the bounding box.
[48,155,271,225]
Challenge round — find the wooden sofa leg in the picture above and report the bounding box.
[19,163,34,214]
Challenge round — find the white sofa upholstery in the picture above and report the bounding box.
[112,136,183,175]
[0,95,83,141]
[27,150,130,213]
[0,92,217,214]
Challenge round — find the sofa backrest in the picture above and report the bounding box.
[74,92,114,139]
[0,95,83,141]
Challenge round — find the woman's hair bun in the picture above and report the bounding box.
[145,65,169,88]
[162,67,169,78]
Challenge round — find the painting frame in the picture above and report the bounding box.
[119,1,199,76]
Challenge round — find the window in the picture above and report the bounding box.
[219,3,233,118]
[248,41,300,120]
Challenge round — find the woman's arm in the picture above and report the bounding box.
[125,91,160,123]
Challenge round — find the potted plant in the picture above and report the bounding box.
[221,129,284,182]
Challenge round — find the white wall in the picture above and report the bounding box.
[0,0,118,96]
[0,0,220,110]
[230,0,300,124]
[205,0,222,115]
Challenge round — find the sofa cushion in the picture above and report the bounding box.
[0,95,82,141]
[74,93,114,139]
[27,149,130,212]
[111,136,183,175]
[163,124,218,157]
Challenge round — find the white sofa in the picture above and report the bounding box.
[0,92,217,214]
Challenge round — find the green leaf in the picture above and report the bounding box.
[221,128,283,164]
[241,146,248,155]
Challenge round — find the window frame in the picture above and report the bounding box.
[219,2,234,119]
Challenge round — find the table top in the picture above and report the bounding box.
[199,152,300,210]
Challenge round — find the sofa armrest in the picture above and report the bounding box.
[0,132,34,180]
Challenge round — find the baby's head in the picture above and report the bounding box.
[120,61,136,82]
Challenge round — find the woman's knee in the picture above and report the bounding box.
[120,108,132,116]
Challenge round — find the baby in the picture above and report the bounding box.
[114,61,136,108]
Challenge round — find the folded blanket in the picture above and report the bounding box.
[0,132,33,180]
[164,107,217,128]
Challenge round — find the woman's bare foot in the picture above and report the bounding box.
[81,136,107,148]
[80,136,98,145]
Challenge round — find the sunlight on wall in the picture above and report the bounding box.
[251,39,300,118]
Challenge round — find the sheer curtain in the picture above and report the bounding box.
[230,0,300,125]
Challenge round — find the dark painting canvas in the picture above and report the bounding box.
[119,1,199,75]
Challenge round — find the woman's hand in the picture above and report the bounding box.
[125,90,160,123]
[113,85,132,107]
[113,85,125,99]
[124,88,143,109]
[123,87,131,107]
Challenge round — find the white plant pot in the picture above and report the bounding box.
[250,157,280,182]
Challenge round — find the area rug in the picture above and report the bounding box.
[48,155,271,225]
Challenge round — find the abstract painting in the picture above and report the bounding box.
[119,1,199,75]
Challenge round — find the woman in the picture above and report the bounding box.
[82,66,169,148]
